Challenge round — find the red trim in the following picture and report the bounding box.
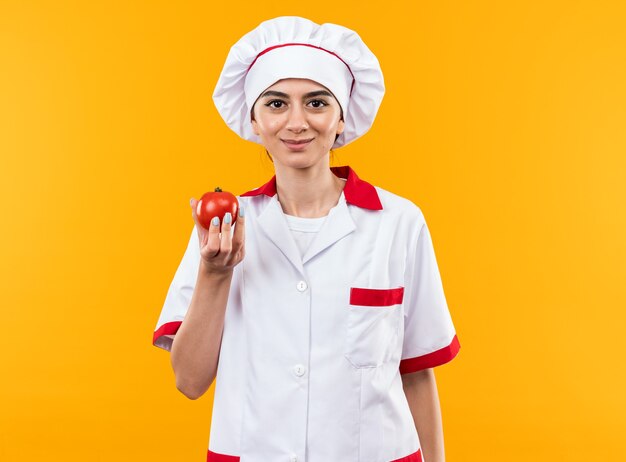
[392,448,423,462]
[247,43,356,96]
[152,321,182,346]
[207,450,239,461]
[400,335,461,374]
[240,165,383,211]
[206,448,421,462]
[350,287,404,306]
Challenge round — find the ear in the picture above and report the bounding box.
[336,118,345,135]
[251,117,260,136]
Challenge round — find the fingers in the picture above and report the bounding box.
[232,206,245,250]
[190,198,207,245]
[190,198,245,267]
[212,208,245,261]
[219,212,233,254]
[207,215,222,257]
[190,198,199,221]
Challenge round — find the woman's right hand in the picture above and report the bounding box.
[189,198,245,275]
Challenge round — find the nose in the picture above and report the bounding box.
[286,103,309,133]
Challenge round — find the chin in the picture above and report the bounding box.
[275,153,327,170]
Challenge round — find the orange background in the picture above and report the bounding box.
[1,1,625,460]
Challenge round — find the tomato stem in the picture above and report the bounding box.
[215,187,222,192]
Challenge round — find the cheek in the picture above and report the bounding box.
[319,126,336,150]
[257,118,284,135]
[321,119,341,139]
[320,113,342,132]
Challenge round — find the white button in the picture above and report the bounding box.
[293,364,306,377]
[290,456,298,462]
[296,280,308,292]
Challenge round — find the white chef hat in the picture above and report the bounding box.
[212,16,385,148]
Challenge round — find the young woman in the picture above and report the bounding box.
[153,16,461,462]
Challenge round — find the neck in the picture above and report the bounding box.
[275,163,345,218]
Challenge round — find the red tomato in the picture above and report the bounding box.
[196,187,239,230]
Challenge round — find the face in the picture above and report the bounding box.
[250,78,345,171]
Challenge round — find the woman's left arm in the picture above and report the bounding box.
[402,368,445,462]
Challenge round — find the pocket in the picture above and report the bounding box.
[344,287,404,369]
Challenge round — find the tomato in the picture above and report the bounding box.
[196,187,239,229]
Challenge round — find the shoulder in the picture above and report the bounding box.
[373,185,426,228]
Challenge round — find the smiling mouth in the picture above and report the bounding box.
[282,138,314,145]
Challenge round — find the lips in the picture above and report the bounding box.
[281,138,314,151]
[282,138,314,145]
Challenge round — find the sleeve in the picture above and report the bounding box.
[152,224,201,352]
[399,216,461,374]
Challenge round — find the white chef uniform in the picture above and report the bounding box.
[284,211,329,259]
[153,165,461,462]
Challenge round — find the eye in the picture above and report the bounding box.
[265,100,285,109]
[307,99,328,108]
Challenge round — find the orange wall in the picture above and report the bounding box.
[1,1,625,460]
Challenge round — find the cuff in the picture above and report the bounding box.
[152,321,183,352]
[399,334,460,374]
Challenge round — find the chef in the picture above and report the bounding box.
[153,16,461,462]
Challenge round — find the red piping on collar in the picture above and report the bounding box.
[240,165,383,211]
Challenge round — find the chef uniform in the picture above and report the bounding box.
[153,16,461,462]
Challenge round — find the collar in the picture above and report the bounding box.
[240,165,383,210]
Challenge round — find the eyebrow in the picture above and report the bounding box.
[259,90,334,99]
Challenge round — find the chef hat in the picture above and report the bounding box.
[212,16,385,148]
